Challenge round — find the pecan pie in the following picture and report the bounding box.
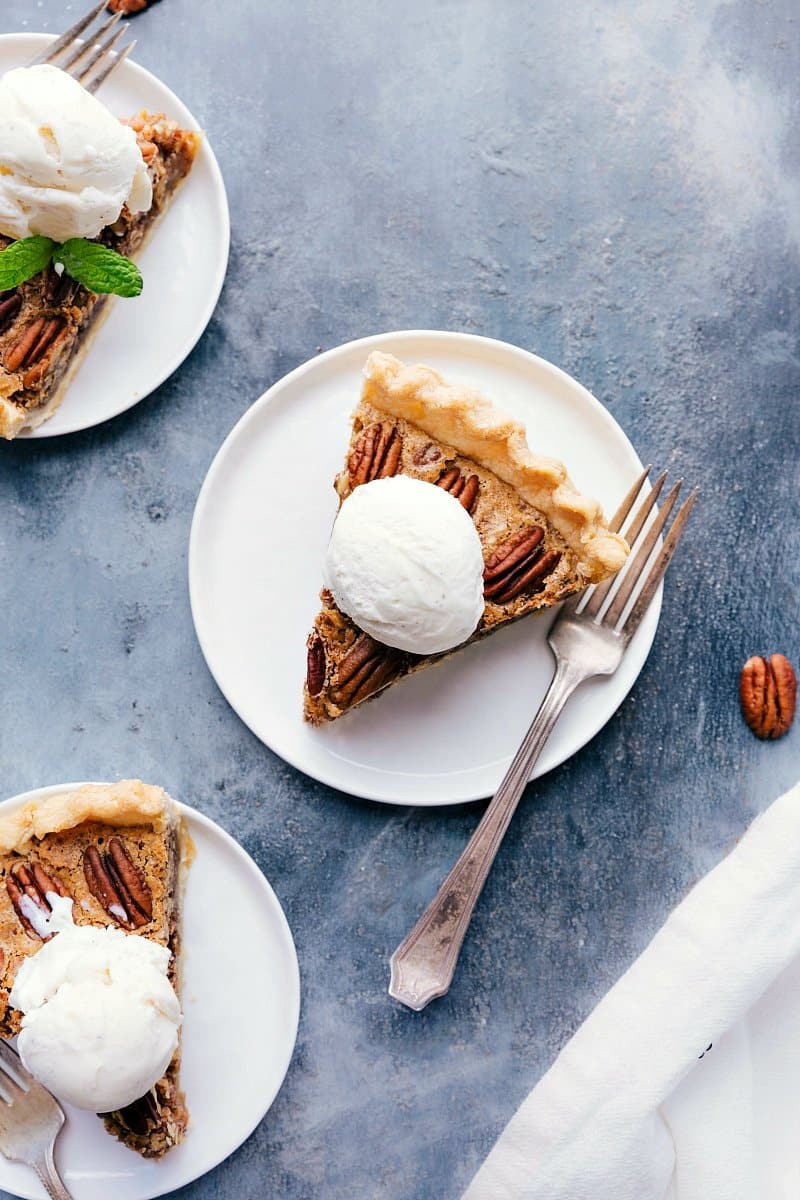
[0,780,189,1157]
[304,352,629,723]
[0,113,199,439]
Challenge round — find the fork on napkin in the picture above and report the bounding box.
[464,780,800,1200]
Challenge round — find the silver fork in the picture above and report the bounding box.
[0,1040,72,1200]
[29,0,137,93]
[389,466,697,1011]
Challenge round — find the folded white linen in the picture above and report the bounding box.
[464,781,800,1200]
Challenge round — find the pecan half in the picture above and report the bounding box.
[413,442,442,467]
[348,423,403,488]
[5,318,46,372]
[483,528,560,604]
[108,1088,161,1132]
[108,838,153,919]
[0,290,21,335]
[22,324,69,389]
[6,862,71,941]
[83,839,153,929]
[5,316,66,378]
[436,466,480,514]
[740,653,797,739]
[306,633,326,696]
[46,272,78,306]
[330,634,402,707]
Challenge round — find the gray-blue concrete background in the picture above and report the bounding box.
[1,1,798,1197]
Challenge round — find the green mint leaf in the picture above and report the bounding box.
[56,238,143,298]
[0,236,56,290]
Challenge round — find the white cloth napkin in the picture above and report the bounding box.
[464,781,800,1200]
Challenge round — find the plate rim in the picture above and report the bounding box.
[0,781,301,1200]
[189,328,661,806]
[0,32,231,439]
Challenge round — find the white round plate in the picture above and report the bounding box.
[189,330,661,806]
[0,34,230,438]
[0,783,300,1200]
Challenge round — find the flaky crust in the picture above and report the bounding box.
[0,780,177,854]
[362,352,628,582]
[0,391,25,439]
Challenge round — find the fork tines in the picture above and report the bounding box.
[0,1040,31,1098]
[30,1,137,94]
[579,465,697,639]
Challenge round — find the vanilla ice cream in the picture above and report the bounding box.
[0,65,152,243]
[324,475,485,655]
[10,895,181,1112]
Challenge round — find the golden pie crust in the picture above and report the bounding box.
[361,352,628,582]
[0,779,175,854]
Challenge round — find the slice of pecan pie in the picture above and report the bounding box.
[0,112,200,439]
[304,351,629,723]
[0,779,189,1157]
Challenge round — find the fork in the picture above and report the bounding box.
[29,0,137,93]
[389,466,697,1011]
[0,1040,72,1200]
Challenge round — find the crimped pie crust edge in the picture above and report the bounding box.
[362,351,629,582]
[0,779,178,854]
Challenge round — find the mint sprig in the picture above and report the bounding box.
[56,239,142,297]
[0,235,142,298]
[0,236,56,290]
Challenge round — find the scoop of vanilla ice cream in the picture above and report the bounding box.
[10,895,181,1112]
[0,65,152,242]
[324,475,485,655]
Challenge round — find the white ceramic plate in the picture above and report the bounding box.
[0,34,230,438]
[0,783,300,1200]
[189,330,661,806]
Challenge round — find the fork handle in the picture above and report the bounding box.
[34,1145,74,1200]
[389,656,588,1011]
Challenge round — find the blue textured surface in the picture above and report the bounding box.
[1,1,799,1197]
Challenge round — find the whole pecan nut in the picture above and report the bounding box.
[330,633,402,707]
[740,653,797,739]
[483,528,560,604]
[6,862,71,940]
[436,466,480,514]
[84,838,153,929]
[348,423,402,488]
